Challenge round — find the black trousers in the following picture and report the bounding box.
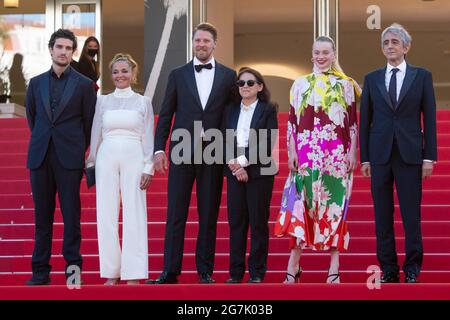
[371,143,423,276]
[227,176,274,279]
[29,141,83,279]
[163,162,224,275]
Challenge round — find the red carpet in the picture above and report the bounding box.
[1,111,450,299]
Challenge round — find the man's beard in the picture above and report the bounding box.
[53,58,69,67]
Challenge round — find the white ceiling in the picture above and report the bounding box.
[234,0,450,24]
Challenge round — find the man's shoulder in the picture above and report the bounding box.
[71,68,93,85]
[408,64,432,76]
[365,67,384,80]
[215,62,236,75]
[30,70,50,83]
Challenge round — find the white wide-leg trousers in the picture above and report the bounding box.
[96,137,148,280]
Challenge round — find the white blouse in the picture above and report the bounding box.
[86,87,155,174]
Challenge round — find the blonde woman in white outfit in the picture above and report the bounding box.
[86,53,154,285]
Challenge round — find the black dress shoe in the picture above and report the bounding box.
[145,272,178,284]
[380,272,400,283]
[26,276,51,286]
[198,273,215,284]
[225,277,242,284]
[405,273,419,283]
[247,277,263,283]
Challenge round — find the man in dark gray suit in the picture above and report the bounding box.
[25,29,97,285]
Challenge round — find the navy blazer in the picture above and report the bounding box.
[154,60,236,157]
[359,64,437,165]
[223,101,278,180]
[26,67,97,170]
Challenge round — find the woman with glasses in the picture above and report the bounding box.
[223,67,278,284]
[274,36,360,283]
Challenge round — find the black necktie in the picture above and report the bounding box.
[195,63,213,73]
[389,68,399,108]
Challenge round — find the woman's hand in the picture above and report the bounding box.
[228,159,242,172]
[235,168,248,183]
[140,173,152,190]
[288,153,298,173]
[347,149,358,173]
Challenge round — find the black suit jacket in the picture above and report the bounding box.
[26,67,97,170]
[359,64,437,165]
[154,60,236,158]
[223,101,278,180]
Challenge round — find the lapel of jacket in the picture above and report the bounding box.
[250,101,265,129]
[183,61,203,112]
[204,62,225,111]
[53,68,80,121]
[396,64,417,110]
[230,103,241,131]
[39,71,53,121]
[375,67,395,110]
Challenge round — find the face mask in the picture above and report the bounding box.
[87,49,98,57]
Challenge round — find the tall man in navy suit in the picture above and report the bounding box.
[25,29,97,285]
[360,24,437,283]
[148,23,236,284]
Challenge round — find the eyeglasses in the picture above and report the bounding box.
[236,80,259,87]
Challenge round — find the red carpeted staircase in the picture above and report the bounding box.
[1,111,450,300]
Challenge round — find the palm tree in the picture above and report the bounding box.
[144,0,188,101]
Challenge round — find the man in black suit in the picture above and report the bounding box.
[360,23,437,283]
[25,29,97,285]
[148,23,236,284]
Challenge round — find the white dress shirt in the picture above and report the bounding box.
[155,57,216,155]
[385,59,406,102]
[235,99,258,167]
[193,56,215,110]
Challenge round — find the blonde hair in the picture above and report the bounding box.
[109,53,139,84]
[313,36,344,73]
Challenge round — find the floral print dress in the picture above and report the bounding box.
[274,69,359,252]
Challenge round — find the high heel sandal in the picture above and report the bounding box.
[327,272,340,284]
[284,268,302,284]
[104,278,120,285]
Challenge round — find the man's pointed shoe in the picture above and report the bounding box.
[145,272,178,284]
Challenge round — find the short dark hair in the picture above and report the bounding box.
[193,22,218,42]
[48,29,77,51]
[233,67,279,111]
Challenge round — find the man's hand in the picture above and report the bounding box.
[140,173,152,190]
[153,152,168,175]
[422,161,434,178]
[361,163,371,177]
[235,168,248,183]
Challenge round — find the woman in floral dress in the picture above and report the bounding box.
[274,36,361,283]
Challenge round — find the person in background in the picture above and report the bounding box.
[71,36,101,91]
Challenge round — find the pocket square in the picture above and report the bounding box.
[85,166,95,188]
